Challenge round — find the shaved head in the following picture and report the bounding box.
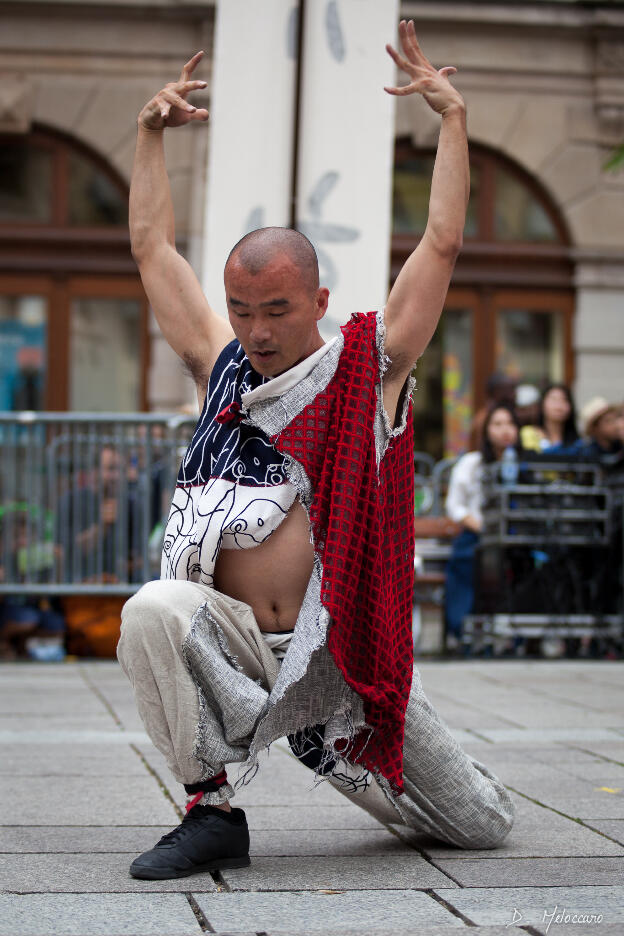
[225,227,319,293]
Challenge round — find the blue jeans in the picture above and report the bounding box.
[444,529,479,640]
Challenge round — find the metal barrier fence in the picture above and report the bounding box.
[466,457,624,645]
[0,412,447,598]
[0,412,195,595]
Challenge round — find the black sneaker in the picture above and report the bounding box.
[129,804,250,880]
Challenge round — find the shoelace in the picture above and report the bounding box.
[156,807,209,847]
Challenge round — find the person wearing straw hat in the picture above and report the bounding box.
[579,397,623,458]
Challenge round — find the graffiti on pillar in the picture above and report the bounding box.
[298,171,359,292]
[325,1,345,62]
[286,5,298,59]
[286,1,346,62]
[243,206,265,236]
[242,173,359,294]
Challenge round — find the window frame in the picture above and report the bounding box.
[0,128,149,412]
[391,140,575,458]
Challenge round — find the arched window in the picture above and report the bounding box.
[0,127,147,412]
[392,141,573,458]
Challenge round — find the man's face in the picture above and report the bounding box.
[224,253,328,377]
[99,448,121,492]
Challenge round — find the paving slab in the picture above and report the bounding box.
[586,819,624,843]
[100,713,147,733]
[565,741,624,762]
[0,688,108,717]
[0,776,179,826]
[534,793,624,820]
[433,856,623,887]
[0,743,147,777]
[0,728,150,746]
[0,893,202,936]
[219,854,456,891]
[243,804,383,831]
[261,930,529,936]
[258,928,532,936]
[451,702,613,731]
[0,826,173,854]
[433,884,624,929]
[248,828,411,857]
[410,792,624,858]
[413,695,524,730]
[556,760,624,783]
[510,744,619,766]
[529,929,624,936]
[461,742,556,765]
[0,825,411,858]
[531,686,624,711]
[0,715,120,733]
[0,852,217,893]
[466,728,622,744]
[126,742,175,783]
[2,659,623,934]
[194,890,464,933]
[475,762,598,799]
[0,666,83,685]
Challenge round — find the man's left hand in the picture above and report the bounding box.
[385,20,464,117]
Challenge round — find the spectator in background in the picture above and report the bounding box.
[469,373,517,450]
[55,445,143,583]
[0,598,64,660]
[444,404,520,652]
[0,509,64,660]
[616,404,624,445]
[515,384,540,427]
[579,397,623,459]
[521,383,581,455]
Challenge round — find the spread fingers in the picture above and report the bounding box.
[179,50,204,82]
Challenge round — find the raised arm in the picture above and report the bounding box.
[383,22,469,390]
[130,52,234,404]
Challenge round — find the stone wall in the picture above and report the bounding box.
[0,0,214,411]
[2,0,623,412]
[397,0,624,409]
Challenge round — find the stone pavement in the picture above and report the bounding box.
[1,660,623,936]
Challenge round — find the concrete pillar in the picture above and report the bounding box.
[202,0,297,316]
[573,257,624,410]
[203,0,399,337]
[296,0,399,335]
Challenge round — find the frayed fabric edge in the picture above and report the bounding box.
[182,598,263,799]
[375,308,418,446]
[233,699,374,794]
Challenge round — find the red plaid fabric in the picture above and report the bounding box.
[273,312,415,793]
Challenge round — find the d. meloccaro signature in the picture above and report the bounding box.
[507,906,604,931]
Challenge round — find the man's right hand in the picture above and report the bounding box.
[130,50,234,407]
[138,51,209,131]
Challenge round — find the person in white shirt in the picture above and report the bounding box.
[444,404,519,650]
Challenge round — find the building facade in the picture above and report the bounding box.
[0,0,622,458]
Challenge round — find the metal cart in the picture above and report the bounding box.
[463,458,624,655]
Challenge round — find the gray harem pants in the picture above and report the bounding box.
[117,579,514,849]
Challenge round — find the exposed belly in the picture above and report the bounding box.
[213,500,314,632]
